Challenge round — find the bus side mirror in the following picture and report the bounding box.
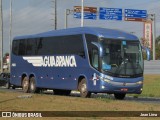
[142,46,150,61]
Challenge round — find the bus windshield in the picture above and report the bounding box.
[101,39,143,77]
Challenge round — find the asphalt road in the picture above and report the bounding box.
[144,60,160,74]
[0,87,160,104]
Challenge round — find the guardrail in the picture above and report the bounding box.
[144,60,160,74]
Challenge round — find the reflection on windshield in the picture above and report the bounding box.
[101,39,143,77]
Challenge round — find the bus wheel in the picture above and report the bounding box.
[114,93,126,100]
[5,81,10,89]
[12,85,16,89]
[22,77,29,93]
[29,77,39,93]
[79,78,91,98]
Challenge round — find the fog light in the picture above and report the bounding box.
[101,86,105,89]
[140,88,143,91]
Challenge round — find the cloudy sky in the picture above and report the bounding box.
[2,0,160,53]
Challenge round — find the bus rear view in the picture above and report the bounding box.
[10,27,149,99]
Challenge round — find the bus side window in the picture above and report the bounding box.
[18,41,26,55]
[12,40,19,55]
[92,49,99,69]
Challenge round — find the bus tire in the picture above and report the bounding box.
[22,77,29,93]
[29,77,39,93]
[79,78,91,98]
[12,85,16,89]
[114,93,126,100]
[5,81,10,89]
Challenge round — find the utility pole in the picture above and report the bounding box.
[0,0,3,73]
[81,0,84,27]
[148,14,156,60]
[9,0,12,72]
[65,9,73,29]
[51,0,57,30]
[151,14,156,60]
[65,9,69,29]
[65,0,84,28]
[54,0,57,30]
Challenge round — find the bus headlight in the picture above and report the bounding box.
[101,86,105,89]
[103,78,110,83]
[136,81,143,85]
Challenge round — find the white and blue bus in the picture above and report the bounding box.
[10,27,149,99]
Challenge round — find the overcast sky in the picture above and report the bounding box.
[2,0,160,53]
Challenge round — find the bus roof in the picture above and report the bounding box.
[14,27,139,40]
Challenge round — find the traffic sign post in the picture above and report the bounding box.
[99,7,122,21]
[74,6,97,20]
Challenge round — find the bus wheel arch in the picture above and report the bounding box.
[78,76,91,98]
[21,74,29,93]
[77,76,85,90]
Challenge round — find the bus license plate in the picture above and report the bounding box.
[121,88,128,92]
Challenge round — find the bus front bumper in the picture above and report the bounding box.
[99,80,143,94]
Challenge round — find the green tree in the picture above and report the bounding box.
[156,36,160,44]
[141,35,160,60]
[156,35,160,59]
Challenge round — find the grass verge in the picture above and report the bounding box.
[131,75,160,98]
